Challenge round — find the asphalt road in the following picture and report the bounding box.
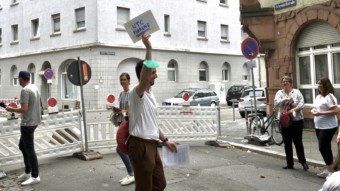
[0,142,323,191]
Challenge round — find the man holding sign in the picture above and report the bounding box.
[128,34,177,191]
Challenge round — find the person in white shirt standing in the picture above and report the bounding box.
[6,71,41,185]
[128,34,177,191]
[312,77,339,178]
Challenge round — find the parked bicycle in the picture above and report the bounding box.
[245,104,283,145]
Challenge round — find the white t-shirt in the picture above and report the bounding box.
[313,93,338,129]
[128,86,159,140]
[321,171,340,191]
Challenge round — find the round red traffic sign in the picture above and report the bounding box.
[44,68,54,80]
[241,38,259,60]
[8,102,17,108]
[107,94,115,103]
[182,93,190,101]
[47,97,57,107]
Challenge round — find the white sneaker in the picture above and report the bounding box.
[17,173,31,181]
[326,172,333,180]
[21,176,40,186]
[121,175,134,186]
[119,175,129,183]
[317,170,331,178]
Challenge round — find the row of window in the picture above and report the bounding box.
[0,3,231,45]
[297,43,340,103]
[6,64,36,87]
[1,60,245,85]
[1,59,249,101]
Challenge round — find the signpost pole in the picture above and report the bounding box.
[48,84,51,98]
[77,57,89,152]
[241,37,268,143]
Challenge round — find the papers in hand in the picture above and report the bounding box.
[123,10,160,43]
[162,144,190,166]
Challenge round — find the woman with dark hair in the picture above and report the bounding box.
[274,76,308,170]
[312,77,339,178]
[114,72,134,186]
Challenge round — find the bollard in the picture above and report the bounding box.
[217,106,221,136]
[232,101,235,121]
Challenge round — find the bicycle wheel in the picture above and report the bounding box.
[270,119,283,145]
[249,116,266,136]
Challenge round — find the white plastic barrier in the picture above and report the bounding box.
[157,106,218,141]
[0,106,218,166]
[86,110,117,150]
[85,106,218,150]
[0,111,82,167]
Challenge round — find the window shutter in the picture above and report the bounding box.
[297,22,340,48]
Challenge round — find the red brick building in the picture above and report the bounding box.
[240,0,340,127]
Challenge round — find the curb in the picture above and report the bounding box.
[212,139,325,168]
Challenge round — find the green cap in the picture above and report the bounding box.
[143,59,159,68]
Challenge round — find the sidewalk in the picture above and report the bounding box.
[216,118,339,167]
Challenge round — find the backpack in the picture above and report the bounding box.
[280,102,293,128]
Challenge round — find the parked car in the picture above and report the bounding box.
[162,88,220,107]
[226,85,256,106]
[238,88,267,118]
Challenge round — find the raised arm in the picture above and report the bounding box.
[143,34,152,60]
[136,34,154,97]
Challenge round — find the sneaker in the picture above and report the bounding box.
[326,172,333,180]
[121,175,134,186]
[17,173,31,181]
[119,175,129,183]
[317,170,331,178]
[21,176,40,186]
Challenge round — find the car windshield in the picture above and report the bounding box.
[242,90,264,98]
[174,90,195,98]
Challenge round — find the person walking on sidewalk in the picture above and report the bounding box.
[6,71,41,186]
[274,76,308,170]
[114,72,135,186]
[128,34,177,191]
[311,77,339,178]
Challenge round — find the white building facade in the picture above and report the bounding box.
[0,0,257,109]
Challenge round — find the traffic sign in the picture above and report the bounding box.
[47,97,57,107]
[182,93,190,101]
[44,68,54,80]
[67,60,92,86]
[241,38,259,60]
[107,94,115,103]
[8,102,17,108]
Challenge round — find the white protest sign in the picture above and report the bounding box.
[124,10,160,43]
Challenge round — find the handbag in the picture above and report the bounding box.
[116,119,130,154]
[110,112,122,127]
[280,102,293,128]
